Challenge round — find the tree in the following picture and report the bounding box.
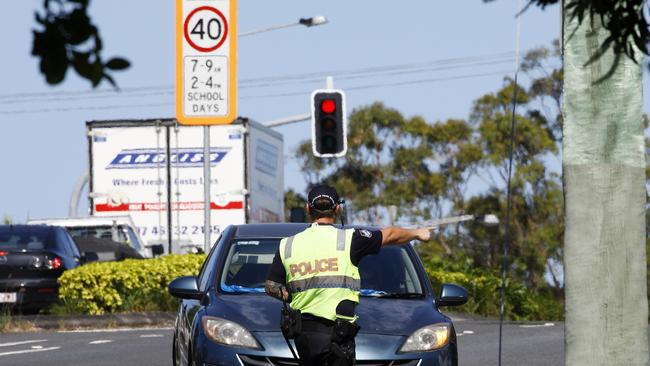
[562,6,648,365]
[293,46,566,293]
[284,189,307,221]
[295,103,480,225]
[32,0,130,88]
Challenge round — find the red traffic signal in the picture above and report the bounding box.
[321,99,337,114]
[311,90,347,158]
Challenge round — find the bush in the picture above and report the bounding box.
[423,258,564,321]
[57,254,205,315]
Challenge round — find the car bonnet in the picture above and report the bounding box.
[209,293,449,335]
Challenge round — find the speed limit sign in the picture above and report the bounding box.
[176,0,237,125]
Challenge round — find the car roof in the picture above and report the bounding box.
[231,223,380,238]
[27,216,136,227]
[0,224,59,234]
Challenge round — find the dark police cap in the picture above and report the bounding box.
[308,184,340,210]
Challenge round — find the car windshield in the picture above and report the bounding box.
[219,238,424,296]
[0,228,51,251]
[66,225,128,243]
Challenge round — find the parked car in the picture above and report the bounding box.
[169,223,468,366]
[72,236,143,262]
[0,225,83,311]
[27,216,154,258]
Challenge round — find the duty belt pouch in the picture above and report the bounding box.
[280,307,301,339]
[330,319,360,363]
[332,319,360,343]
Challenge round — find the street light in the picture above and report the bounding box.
[239,16,329,37]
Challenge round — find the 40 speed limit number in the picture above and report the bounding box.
[176,0,237,125]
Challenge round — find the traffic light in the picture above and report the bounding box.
[311,89,347,158]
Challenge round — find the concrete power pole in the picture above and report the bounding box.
[563,4,648,366]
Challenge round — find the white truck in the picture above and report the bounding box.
[86,118,284,254]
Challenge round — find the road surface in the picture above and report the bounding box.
[0,320,568,365]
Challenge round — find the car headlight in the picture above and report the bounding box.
[202,316,262,350]
[398,323,450,353]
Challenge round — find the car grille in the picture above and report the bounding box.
[238,355,420,366]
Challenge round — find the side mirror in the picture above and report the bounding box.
[437,283,468,307]
[169,276,202,300]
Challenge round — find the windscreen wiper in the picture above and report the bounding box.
[373,292,424,299]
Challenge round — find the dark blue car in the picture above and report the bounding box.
[0,225,82,311]
[170,223,468,366]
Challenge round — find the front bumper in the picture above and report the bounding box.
[198,331,454,366]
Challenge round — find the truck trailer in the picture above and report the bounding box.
[86,118,284,254]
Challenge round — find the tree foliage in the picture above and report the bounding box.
[32,0,130,88]
[294,44,565,294]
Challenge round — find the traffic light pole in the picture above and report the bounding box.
[264,76,336,129]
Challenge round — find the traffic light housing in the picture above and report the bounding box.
[311,89,347,158]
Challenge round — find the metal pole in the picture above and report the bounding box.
[264,113,311,128]
[203,125,211,253]
[326,76,334,89]
[166,125,173,255]
[69,173,89,217]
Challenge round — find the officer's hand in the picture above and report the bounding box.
[281,287,292,302]
[415,228,431,242]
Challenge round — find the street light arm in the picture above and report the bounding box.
[239,22,302,37]
[240,16,328,37]
[264,113,311,128]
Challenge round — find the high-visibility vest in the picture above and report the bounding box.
[279,224,360,321]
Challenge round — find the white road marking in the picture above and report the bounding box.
[59,326,173,333]
[89,340,113,345]
[520,322,555,328]
[457,330,475,337]
[31,345,43,349]
[140,334,164,338]
[0,347,60,357]
[0,340,47,348]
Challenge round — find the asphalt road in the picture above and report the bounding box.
[0,320,565,366]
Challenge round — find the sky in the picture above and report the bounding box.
[0,1,648,222]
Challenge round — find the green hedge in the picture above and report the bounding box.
[56,252,562,320]
[424,261,563,321]
[57,254,205,315]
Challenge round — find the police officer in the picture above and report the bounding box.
[265,184,431,365]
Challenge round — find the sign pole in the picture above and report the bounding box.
[203,125,211,253]
[177,0,237,254]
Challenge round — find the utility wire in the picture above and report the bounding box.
[241,70,510,100]
[498,1,523,365]
[0,102,170,115]
[0,57,514,105]
[0,51,516,102]
[0,70,510,114]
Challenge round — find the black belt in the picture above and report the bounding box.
[300,314,335,333]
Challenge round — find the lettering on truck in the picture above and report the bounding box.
[106,148,230,169]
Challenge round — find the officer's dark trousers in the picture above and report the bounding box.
[295,315,355,366]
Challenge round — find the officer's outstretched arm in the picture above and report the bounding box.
[265,280,291,302]
[380,227,430,246]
